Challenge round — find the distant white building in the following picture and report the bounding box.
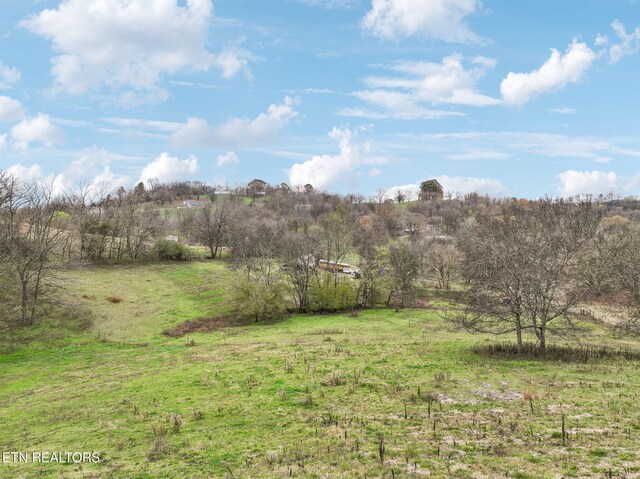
[163,235,179,242]
[178,199,205,208]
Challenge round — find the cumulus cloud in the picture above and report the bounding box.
[6,163,46,183]
[216,151,239,167]
[139,152,199,184]
[171,97,299,149]
[362,0,484,43]
[0,61,21,89]
[500,40,596,106]
[386,175,505,199]
[21,0,250,101]
[6,148,131,197]
[557,170,618,196]
[11,114,66,150]
[287,128,369,190]
[0,96,23,122]
[438,175,505,196]
[340,55,498,120]
[215,49,253,80]
[607,21,640,63]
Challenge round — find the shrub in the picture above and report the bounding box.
[231,275,286,322]
[308,273,358,312]
[154,239,190,261]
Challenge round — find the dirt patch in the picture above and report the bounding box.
[475,383,522,402]
[163,315,245,337]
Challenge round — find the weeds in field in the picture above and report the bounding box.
[321,371,344,386]
[169,414,183,433]
[277,388,286,400]
[474,342,640,362]
[148,424,169,460]
[192,410,205,421]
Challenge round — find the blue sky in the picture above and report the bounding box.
[1,0,640,199]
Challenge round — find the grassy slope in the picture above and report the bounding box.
[0,263,639,479]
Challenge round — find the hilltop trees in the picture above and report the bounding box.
[419,179,443,201]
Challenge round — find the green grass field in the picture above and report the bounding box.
[1,262,639,478]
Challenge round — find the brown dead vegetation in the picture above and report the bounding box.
[163,315,242,337]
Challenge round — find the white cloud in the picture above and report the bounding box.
[362,0,483,43]
[21,0,248,101]
[216,151,240,167]
[385,175,504,199]
[369,167,382,177]
[214,48,256,81]
[0,61,21,89]
[6,148,131,196]
[102,117,182,132]
[557,170,618,196]
[437,175,505,196]
[139,152,199,184]
[287,127,368,190]
[11,114,66,150]
[171,97,299,149]
[500,40,596,106]
[341,54,498,119]
[549,106,576,115]
[445,149,510,161]
[393,55,499,106]
[343,91,465,120]
[397,131,640,164]
[0,96,23,122]
[6,163,46,183]
[608,21,640,63]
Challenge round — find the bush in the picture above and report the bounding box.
[308,273,358,312]
[154,239,190,261]
[231,275,286,322]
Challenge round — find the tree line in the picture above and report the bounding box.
[2,171,640,350]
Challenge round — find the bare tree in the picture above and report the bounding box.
[423,239,460,290]
[282,230,320,313]
[457,198,601,350]
[1,178,70,325]
[187,200,235,259]
[600,219,640,337]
